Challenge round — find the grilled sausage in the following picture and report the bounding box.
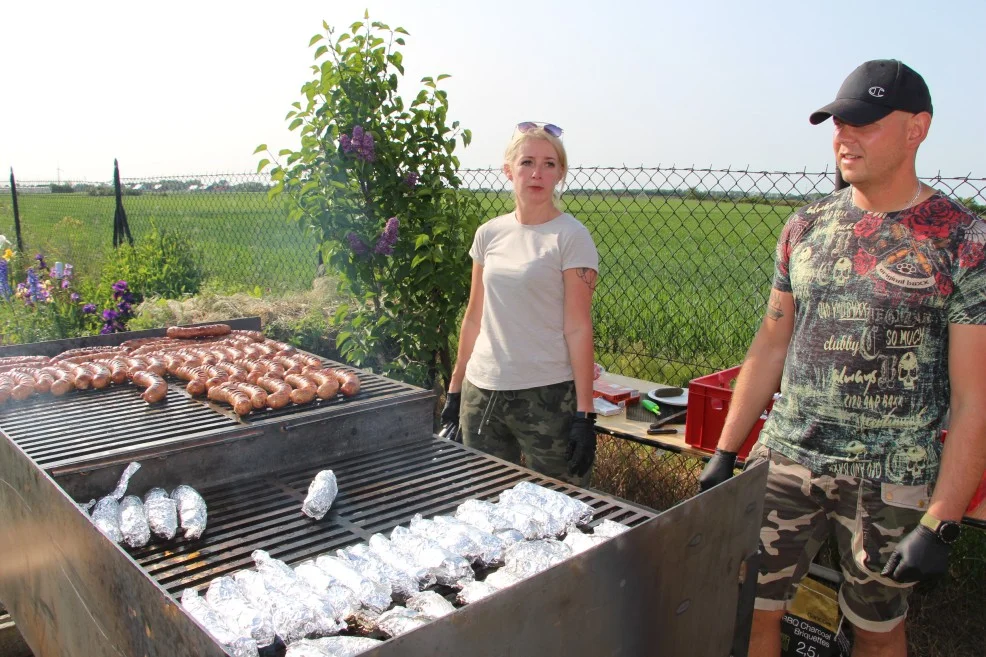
[166,324,232,339]
[208,383,252,415]
[284,373,317,405]
[255,376,292,410]
[80,362,111,389]
[7,371,37,401]
[131,371,168,404]
[230,381,268,410]
[334,369,361,397]
[304,368,341,399]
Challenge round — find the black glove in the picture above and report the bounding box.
[438,391,462,443]
[881,525,951,583]
[698,449,738,491]
[565,416,597,477]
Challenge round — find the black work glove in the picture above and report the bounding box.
[881,525,951,583]
[698,449,738,491]
[438,391,462,443]
[565,416,597,477]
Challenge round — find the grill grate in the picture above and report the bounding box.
[0,362,418,470]
[127,438,657,598]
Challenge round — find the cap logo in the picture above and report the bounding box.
[868,86,886,98]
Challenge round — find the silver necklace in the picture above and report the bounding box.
[849,181,923,212]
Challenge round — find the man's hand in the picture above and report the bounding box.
[565,416,597,476]
[438,392,462,443]
[882,525,951,583]
[698,449,738,491]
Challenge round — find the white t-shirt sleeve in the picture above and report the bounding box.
[469,222,489,266]
[561,223,599,272]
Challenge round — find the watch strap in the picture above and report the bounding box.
[574,411,597,421]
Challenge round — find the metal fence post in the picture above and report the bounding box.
[8,169,23,252]
[112,159,133,248]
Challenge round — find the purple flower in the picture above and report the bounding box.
[340,134,353,153]
[102,309,119,322]
[340,126,375,161]
[375,217,400,256]
[352,125,364,141]
[61,279,70,289]
[0,260,11,300]
[404,171,419,187]
[70,292,80,302]
[26,268,42,303]
[112,280,129,294]
[34,254,48,271]
[347,232,369,257]
[82,303,97,314]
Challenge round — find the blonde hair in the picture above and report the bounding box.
[503,127,568,195]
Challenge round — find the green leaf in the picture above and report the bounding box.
[336,331,352,348]
[395,37,405,45]
[414,234,431,248]
[437,74,451,81]
[288,118,304,131]
[253,144,267,154]
[314,45,328,59]
[395,27,409,35]
[278,149,293,157]
[411,253,429,268]
[309,34,323,46]
[256,159,270,173]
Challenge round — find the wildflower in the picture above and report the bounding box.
[347,232,369,257]
[26,268,42,303]
[404,171,419,187]
[82,303,97,314]
[64,263,73,279]
[102,309,119,322]
[2,249,12,261]
[34,254,48,271]
[0,259,11,300]
[374,217,400,256]
[70,292,80,303]
[111,280,129,294]
[61,279,70,289]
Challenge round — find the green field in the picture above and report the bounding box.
[0,189,791,384]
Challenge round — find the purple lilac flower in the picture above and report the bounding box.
[26,268,42,303]
[82,303,97,314]
[404,171,418,187]
[70,292,80,302]
[340,126,375,162]
[340,134,353,153]
[352,126,364,141]
[0,260,11,300]
[34,254,48,271]
[347,232,369,257]
[374,217,400,256]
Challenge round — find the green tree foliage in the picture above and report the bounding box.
[258,14,481,387]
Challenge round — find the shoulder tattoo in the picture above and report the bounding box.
[576,268,597,292]
[766,290,784,321]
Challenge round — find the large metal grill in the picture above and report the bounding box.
[125,438,656,599]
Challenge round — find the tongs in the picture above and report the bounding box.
[647,408,687,435]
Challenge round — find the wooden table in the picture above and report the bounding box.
[593,373,712,461]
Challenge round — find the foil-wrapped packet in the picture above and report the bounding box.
[593,518,630,538]
[409,514,482,562]
[110,462,141,500]
[431,515,506,566]
[234,569,316,645]
[407,591,456,618]
[315,554,392,613]
[339,543,419,600]
[373,606,431,638]
[180,588,259,657]
[389,525,475,587]
[368,533,437,589]
[293,560,359,620]
[562,530,607,555]
[143,487,178,540]
[494,528,525,545]
[456,579,498,604]
[91,496,122,543]
[490,501,552,540]
[484,569,523,590]
[285,636,384,657]
[252,550,347,637]
[119,495,151,548]
[453,498,497,533]
[77,499,96,515]
[171,485,208,540]
[206,576,275,648]
[302,470,338,520]
[509,481,594,526]
[504,539,572,579]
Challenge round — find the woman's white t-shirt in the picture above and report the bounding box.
[465,212,599,390]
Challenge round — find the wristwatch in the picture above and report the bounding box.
[920,513,961,545]
[574,411,597,421]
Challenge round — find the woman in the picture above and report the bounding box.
[440,122,599,485]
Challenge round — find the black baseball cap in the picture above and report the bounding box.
[810,59,933,126]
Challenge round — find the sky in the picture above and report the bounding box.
[1,0,984,183]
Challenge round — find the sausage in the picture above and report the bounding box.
[334,369,361,397]
[230,329,265,343]
[166,324,232,340]
[273,356,305,375]
[0,375,12,404]
[94,358,129,385]
[0,356,51,372]
[173,365,208,396]
[207,383,252,416]
[229,381,268,410]
[40,366,74,396]
[214,361,248,382]
[80,363,111,389]
[51,347,124,363]
[131,371,168,404]
[283,373,317,405]
[255,376,292,410]
[65,363,92,390]
[7,371,37,401]
[304,368,341,399]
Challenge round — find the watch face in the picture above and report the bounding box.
[939,521,961,544]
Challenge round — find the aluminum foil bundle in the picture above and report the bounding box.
[511,481,594,526]
[489,502,551,540]
[302,470,338,521]
[119,495,151,548]
[293,560,359,620]
[456,579,498,605]
[143,488,178,540]
[171,485,208,540]
[373,606,431,638]
[432,515,506,566]
[453,498,497,533]
[252,550,347,637]
[315,554,392,613]
[593,518,630,538]
[338,544,419,600]
[484,569,523,590]
[206,576,275,648]
[504,539,572,579]
[409,514,482,563]
[407,591,456,619]
[285,636,384,657]
[562,530,606,555]
[389,525,475,587]
[368,533,437,589]
[77,499,96,515]
[91,496,122,543]
[494,528,525,545]
[110,462,141,500]
[234,569,316,645]
[180,588,259,657]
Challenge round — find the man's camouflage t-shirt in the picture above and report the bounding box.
[759,187,986,485]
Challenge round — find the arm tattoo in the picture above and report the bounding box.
[766,291,784,321]
[576,268,597,292]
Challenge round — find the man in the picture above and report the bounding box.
[699,59,986,657]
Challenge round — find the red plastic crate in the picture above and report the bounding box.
[685,366,775,460]
[940,430,986,518]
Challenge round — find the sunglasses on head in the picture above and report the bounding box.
[516,121,563,138]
